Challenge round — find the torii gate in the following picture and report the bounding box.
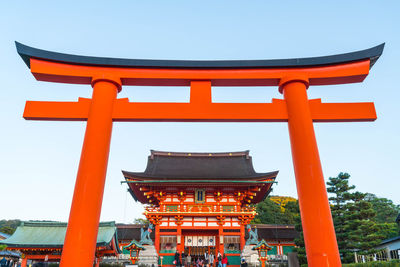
[15,42,384,267]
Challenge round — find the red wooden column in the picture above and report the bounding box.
[21,258,28,267]
[280,77,341,267]
[95,257,101,267]
[240,224,245,251]
[218,227,224,255]
[177,225,183,253]
[60,77,121,267]
[155,225,160,254]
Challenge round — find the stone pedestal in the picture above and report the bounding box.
[242,244,259,266]
[138,244,158,267]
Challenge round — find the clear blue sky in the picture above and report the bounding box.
[0,1,399,223]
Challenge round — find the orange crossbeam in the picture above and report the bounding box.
[24,97,91,121]
[30,58,370,87]
[23,98,376,122]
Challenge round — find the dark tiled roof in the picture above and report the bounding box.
[123,150,277,180]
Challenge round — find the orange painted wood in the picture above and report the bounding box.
[23,98,376,122]
[21,258,27,267]
[59,80,119,267]
[283,80,341,267]
[22,51,379,267]
[29,58,370,87]
[24,255,61,260]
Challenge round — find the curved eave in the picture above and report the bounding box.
[16,42,384,70]
[122,170,279,180]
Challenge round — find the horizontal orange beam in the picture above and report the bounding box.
[23,98,376,122]
[30,58,370,87]
[22,254,61,260]
[24,97,91,121]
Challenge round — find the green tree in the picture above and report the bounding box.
[282,200,300,225]
[376,222,399,240]
[364,193,400,239]
[0,226,15,235]
[327,172,355,262]
[253,197,299,225]
[327,173,390,263]
[253,198,286,224]
[365,193,400,223]
[0,220,20,235]
[346,192,385,256]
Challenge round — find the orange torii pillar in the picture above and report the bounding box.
[15,42,384,267]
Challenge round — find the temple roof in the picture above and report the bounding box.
[123,150,277,204]
[16,42,384,70]
[0,221,120,253]
[123,150,278,180]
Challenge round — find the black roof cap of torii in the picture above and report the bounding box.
[15,41,384,70]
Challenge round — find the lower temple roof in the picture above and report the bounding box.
[0,221,120,252]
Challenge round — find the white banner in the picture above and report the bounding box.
[184,236,216,247]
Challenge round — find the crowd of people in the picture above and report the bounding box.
[0,257,20,267]
[173,251,247,267]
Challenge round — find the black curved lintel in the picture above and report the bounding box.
[15,41,384,70]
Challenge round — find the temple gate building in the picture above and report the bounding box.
[123,150,295,265]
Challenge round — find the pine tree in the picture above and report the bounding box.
[327,173,387,263]
[326,172,355,262]
[346,192,385,257]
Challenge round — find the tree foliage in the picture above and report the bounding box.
[345,191,385,255]
[293,172,398,264]
[327,173,388,263]
[365,193,400,239]
[0,220,20,235]
[253,196,299,225]
[327,172,356,262]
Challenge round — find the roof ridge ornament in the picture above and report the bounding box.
[150,150,250,157]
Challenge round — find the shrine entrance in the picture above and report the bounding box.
[184,235,217,257]
[15,42,384,267]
